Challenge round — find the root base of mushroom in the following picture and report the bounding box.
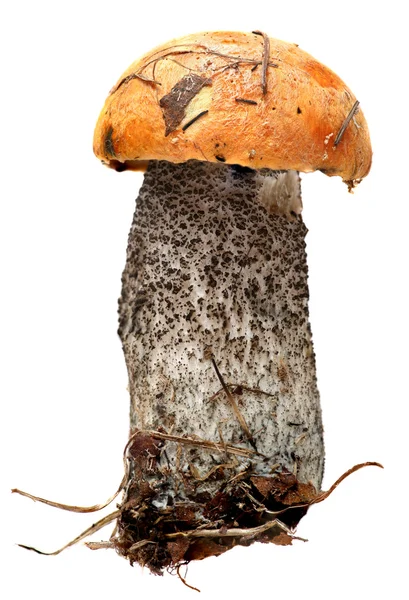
[113,433,316,574]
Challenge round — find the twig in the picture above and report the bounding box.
[165,57,197,72]
[109,72,161,93]
[126,428,261,458]
[208,383,276,403]
[137,47,260,80]
[166,518,297,540]
[111,42,279,95]
[334,100,360,146]
[129,539,157,552]
[236,98,258,105]
[192,462,237,482]
[227,469,253,487]
[182,110,209,132]
[211,357,257,451]
[239,483,267,511]
[139,43,272,69]
[85,541,116,550]
[252,31,270,94]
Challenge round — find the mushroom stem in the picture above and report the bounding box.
[117,160,324,572]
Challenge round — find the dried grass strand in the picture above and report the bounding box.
[126,428,261,458]
[85,541,116,550]
[11,475,126,514]
[207,383,276,404]
[334,100,360,146]
[17,509,120,556]
[111,42,279,94]
[165,518,296,540]
[211,357,256,450]
[12,442,133,513]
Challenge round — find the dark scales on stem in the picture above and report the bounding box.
[159,73,212,136]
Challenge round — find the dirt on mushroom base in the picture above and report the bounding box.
[12,450,381,576]
[114,429,316,574]
[107,430,381,575]
[107,431,383,576]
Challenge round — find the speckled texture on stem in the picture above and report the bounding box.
[116,160,324,570]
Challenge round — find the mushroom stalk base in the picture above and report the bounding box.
[116,160,324,573]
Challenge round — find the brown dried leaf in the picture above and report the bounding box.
[186,539,228,561]
[167,538,190,563]
[159,73,212,136]
[278,480,317,506]
[291,481,317,504]
[251,473,296,498]
[128,434,162,471]
[128,434,161,459]
[250,476,275,497]
[271,532,294,546]
[251,473,316,506]
[173,504,196,522]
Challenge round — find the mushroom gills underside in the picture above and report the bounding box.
[116,160,324,572]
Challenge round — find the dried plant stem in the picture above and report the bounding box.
[207,383,276,403]
[18,510,120,556]
[211,357,256,450]
[112,42,279,94]
[165,518,300,540]
[235,98,258,105]
[182,110,209,132]
[125,429,261,458]
[13,460,381,557]
[334,100,360,146]
[252,30,270,93]
[12,475,126,514]
[85,541,116,550]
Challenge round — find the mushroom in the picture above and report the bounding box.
[91,31,373,572]
[13,31,375,573]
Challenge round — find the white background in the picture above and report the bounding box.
[1,1,408,598]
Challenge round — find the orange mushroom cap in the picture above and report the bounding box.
[94,31,372,187]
